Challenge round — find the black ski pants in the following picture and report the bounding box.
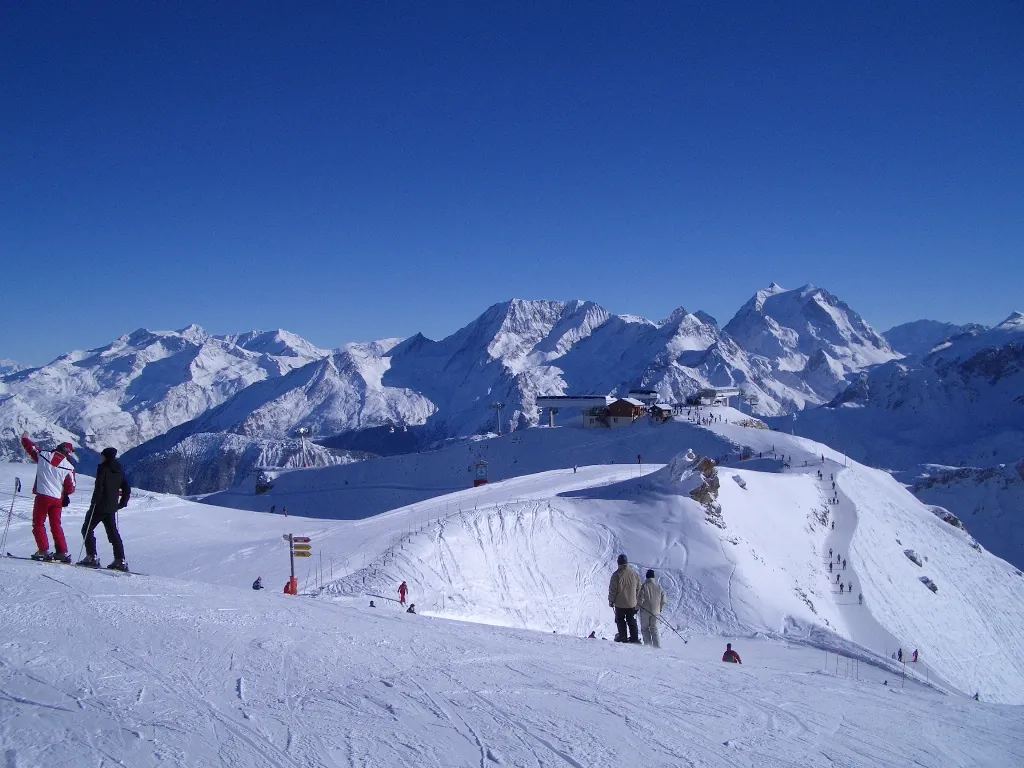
[82,510,124,560]
[615,607,639,642]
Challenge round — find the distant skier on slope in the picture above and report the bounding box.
[79,447,131,571]
[608,553,641,644]
[406,603,416,614]
[897,648,903,662]
[399,581,408,605]
[637,569,666,649]
[20,432,76,562]
[913,649,918,663]
[722,643,742,663]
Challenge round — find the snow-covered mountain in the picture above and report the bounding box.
[785,312,1024,470]
[883,320,988,358]
[124,432,370,496]
[0,325,330,461]
[0,359,23,376]
[723,283,900,408]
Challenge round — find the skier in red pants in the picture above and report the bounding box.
[20,432,76,562]
[399,581,408,605]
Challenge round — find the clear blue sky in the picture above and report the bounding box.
[2,2,1022,365]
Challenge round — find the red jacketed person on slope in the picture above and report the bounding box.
[399,581,408,605]
[21,432,76,562]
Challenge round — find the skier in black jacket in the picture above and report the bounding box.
[78,447,131,571]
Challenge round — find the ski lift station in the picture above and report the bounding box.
[537,387,742,429]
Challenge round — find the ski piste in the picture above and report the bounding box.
[5,552,143,575]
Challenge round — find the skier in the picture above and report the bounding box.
[608,553,641,644]
[913,649,918,663]
[406,603,416,614]
[252,577,264,590]
[637,569,666,649]
[78,447,130,571]
[398,581,409,605]
[722,643,742,663]
[369,600,376,608]
[843,559,846,570]
[829,562,833,573]
[858,592,863,605]
[829,547,833,557]
[836,573,841,584]
[840,583,845,594]
[20,432,76,562]
[897,648,903,662]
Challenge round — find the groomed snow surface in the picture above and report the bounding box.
[2,411,1023,766]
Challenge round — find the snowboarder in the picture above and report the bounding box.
[722,643,742,663]
[399,581,408,605]
[637,569,666,649]
[79,447,130,571]
[369,600,376,608]
[252,577,264,590]
[608,553,641,644]
[20,432,76,562]
[406,604,416,614]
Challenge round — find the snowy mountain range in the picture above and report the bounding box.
[3,284,1018,497]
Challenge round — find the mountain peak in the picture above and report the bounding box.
[999,311,1024,328]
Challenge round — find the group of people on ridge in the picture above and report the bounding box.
[20,432,131,571]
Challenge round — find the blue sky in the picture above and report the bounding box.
[2,2,1022,365]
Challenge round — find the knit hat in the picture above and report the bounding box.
[646,569,655,579]
[101,447,117,460]
[617,553,627,565]
[57,442,75,457]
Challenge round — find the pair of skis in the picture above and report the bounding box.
[4,552,138,576]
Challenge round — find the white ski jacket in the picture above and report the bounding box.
[638,578,666,617]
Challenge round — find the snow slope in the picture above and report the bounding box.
[1,450,1023,766]
[907,461,1024,571]
[41,406,1019,705]
[4,558,1021,768]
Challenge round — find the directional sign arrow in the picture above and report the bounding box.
[292,537,312,543]
[293,551,312,558]
[291,544,312,551]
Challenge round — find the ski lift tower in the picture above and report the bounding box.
[490,401,505,436]
[296,427,311,468]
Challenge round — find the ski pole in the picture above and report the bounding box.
[638,604,689,644]
[76,503,97,564]
[0,478,21,554]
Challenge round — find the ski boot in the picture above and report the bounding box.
[77,554,101,568]
[52,552,72,564]
[106,559,129,572]
[30,550,53,561]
